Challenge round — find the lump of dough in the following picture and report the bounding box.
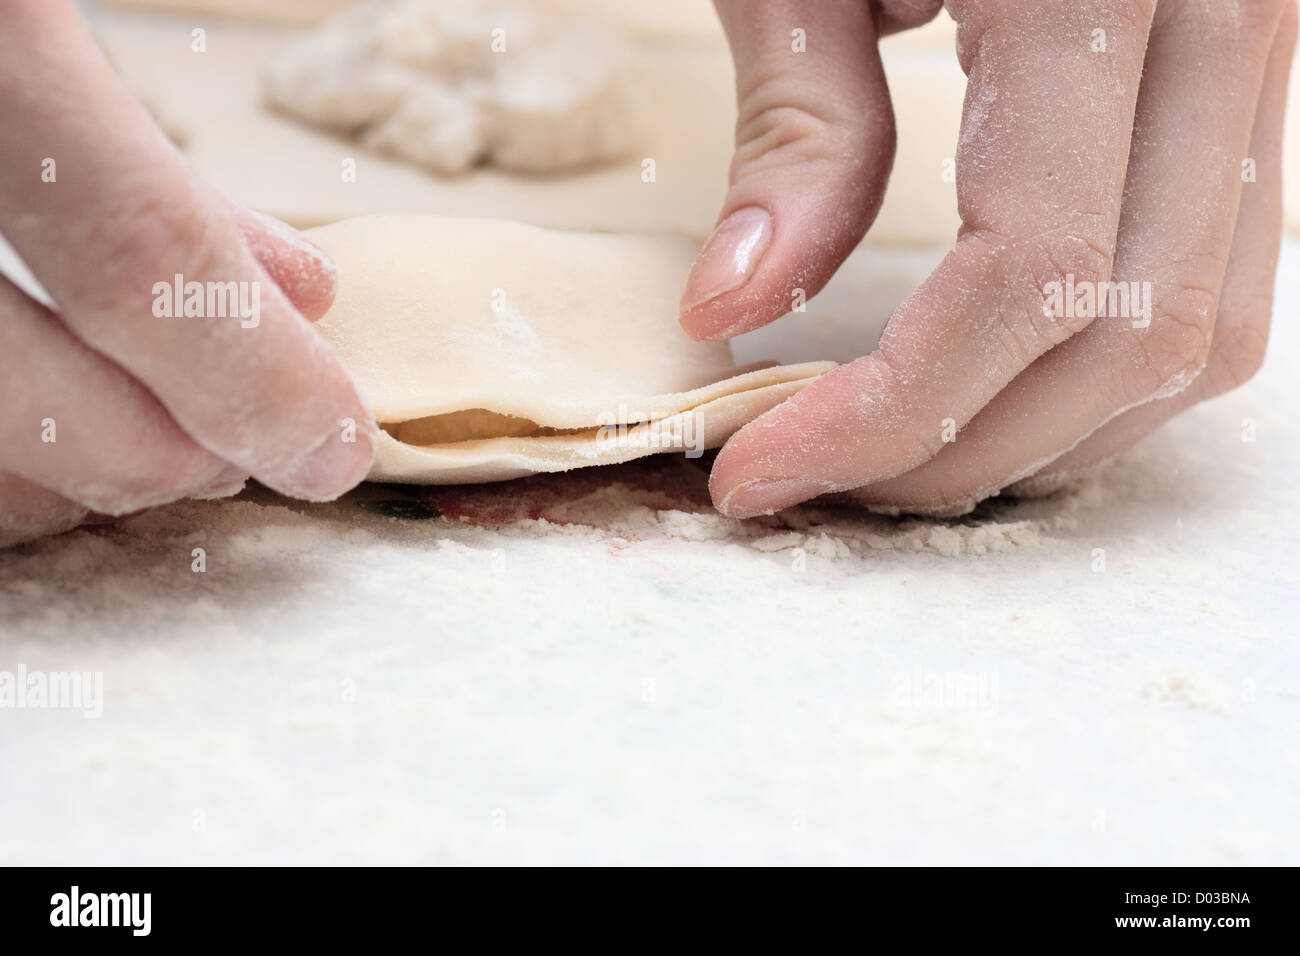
[265,48,411,131]
[306,215,837,484]
[362,80,488,174]
[483,24,639,172]
[264,0,640,175]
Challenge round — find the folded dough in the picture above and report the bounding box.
[307,215,836,483]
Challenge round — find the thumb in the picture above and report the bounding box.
[680,0,896,341]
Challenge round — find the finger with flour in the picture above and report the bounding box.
[223,200,339,322]
[711,0,1154,517]
[1010,1,1297,495]
[679,0,896,341]
[0,0,376,501]
[0,275,234,514]
[850,0,1292,513]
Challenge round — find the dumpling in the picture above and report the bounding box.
[307,215,836,483]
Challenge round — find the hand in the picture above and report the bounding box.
[681,0,1297,517]
[0,1,377,547]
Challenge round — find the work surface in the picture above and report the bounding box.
[1,243,1297,865]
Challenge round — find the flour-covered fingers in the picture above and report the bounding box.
[711,0,1153,517]
[1009,0,1297,494]
[224,200,339,322]
[0,275,234,514]
[0,1,375,502]
[680,0,895,340]
[848,0,1291,514]
[0,472,88,550]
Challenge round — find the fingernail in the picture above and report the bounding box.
[278,422,377,501]
[223,198,338,305]
[681,206,773,313]
[246,205,336,271]
[718,477,838,518]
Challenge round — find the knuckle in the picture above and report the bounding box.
[976,219,1116,349]
[1123,286,1218,403]
[82,187,234,319]
[731,104,832,178]
[731,62,895,186]
[1207,298,1273,392]
[1022,218,1116,290]
[732,102,891,185]
[1219,335,1269,389]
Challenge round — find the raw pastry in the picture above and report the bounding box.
[307,216,836,483]
[265,0,640,175]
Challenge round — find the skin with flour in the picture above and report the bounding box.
[683,0,1298,517]
[0,0,377,548]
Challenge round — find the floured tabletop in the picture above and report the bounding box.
[3,1,1297,866]
[2,244,1296,866]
